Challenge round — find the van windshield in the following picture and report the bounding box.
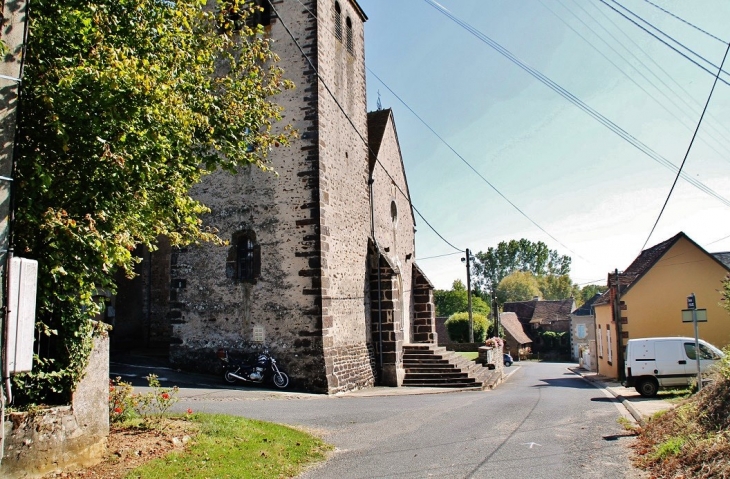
[684,342,722,360]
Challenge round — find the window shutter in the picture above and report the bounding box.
[253,244,262,278]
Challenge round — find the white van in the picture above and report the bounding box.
[624,337,724,397]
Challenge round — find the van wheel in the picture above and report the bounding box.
[636,378,659,398]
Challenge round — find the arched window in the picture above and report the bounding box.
[233,231,261,283]
[334,2,342,42]
[346,16,354,54]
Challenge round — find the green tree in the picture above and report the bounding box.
[444,312,490,343]
[472,239,571,293]
[580,284,608,304]
[434,280,490,317]
[496,271,542,304]
[537,274,579,301]
[12,0,293,405]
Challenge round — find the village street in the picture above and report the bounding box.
[120,361,641,478]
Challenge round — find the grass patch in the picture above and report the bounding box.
[126,413,332,478]
[650,435,686,460]
[457,352,478,361]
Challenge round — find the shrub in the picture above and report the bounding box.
[108,374,179,429]
[445,312,490,343]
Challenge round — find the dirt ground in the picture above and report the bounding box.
[42,419,198,478]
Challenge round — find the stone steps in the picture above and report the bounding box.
[402,344,497,390]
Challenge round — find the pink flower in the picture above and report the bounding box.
[186,408,193,415]
[161,392,170,400]
[114,407,123,414]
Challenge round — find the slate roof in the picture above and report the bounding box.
[367,109,391,174]
[595,232,730,306]
[503,299,574,326]
[571,293,602,316]
[714,252,730,269]
[500,312,532,344]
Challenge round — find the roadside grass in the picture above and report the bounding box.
[633,353,730,478]
[457,352,478,361]
[127,413,332,479]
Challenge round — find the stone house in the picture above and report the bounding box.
[113,0,437,393]
[594,232,730,380]
[498,312,531,359]
[502,298,575,353]
[569,293,601,363]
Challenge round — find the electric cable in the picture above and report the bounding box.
[580,0,730,151]
[268,0,465,253]
[423,0,730,210]
[544,0,730,160]
[287,0,589,262]
[641,0,727,44]
[706,233,730,247]
[601,0,730,84]
[641,40,730,250]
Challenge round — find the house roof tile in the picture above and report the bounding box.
[499,312,532,344]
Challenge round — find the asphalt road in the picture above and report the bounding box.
[160,361,641,479]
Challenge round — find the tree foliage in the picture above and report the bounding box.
[12,0,293,405]
[434,280,490,317]
[496,271,542,304]
[472,239,571,293]
[538,274,580,301]
[579,284,608,304]
[444,312,490,343]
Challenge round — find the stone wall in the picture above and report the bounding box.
[1,335,109,478]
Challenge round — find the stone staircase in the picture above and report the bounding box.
[402,344,500,390]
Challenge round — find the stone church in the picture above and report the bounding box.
[114,0,437,393]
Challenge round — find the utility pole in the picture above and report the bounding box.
[614,269,625,381]
[462,249,473,343]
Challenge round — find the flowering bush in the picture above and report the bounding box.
[136,374,179,428]
[485,337,504,349]
[109,377,136,424]
[108,374,180,429]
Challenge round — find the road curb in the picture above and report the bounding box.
[569,367,645,424]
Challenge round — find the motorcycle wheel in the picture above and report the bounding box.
[273,372,289,389]
[224,371,237,384]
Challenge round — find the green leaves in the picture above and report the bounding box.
[13,0,293,405]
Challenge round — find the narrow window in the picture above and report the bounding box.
[235,232,261,283]
[334,2,342,42]
[346,16,354,54]
[606,329,612,364]
[597,326,603,358]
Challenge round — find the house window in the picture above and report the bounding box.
[334,2,342,41]
[234,231,261,283]
[597,327,603,358]
[346,17,354,54]
[247,0,271,27]
[606,329,612,364]
[219,0,271,32]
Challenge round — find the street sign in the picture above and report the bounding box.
[687,294,696,310]
[682,309,707,322]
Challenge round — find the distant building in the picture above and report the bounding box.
[569,293,601,367]
[503,298,575,352]
[499,312,532,359]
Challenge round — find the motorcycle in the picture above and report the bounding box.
[217,348,290,389]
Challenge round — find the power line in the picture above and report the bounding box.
[268,0,465,253]
[579,0,730,153]
[286,0,588,258]
[600,0,730,84]
[423,0,730,210]
[642,40,730,250]
[417,251,464,261]
[706,233,730,247]
[545,0,730,161]
[641,0,727,44]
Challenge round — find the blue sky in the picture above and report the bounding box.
[357,0,730,289]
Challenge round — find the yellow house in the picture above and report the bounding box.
[594,232,730,380]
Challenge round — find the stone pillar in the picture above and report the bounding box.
[411,264,437,343]
[370,256,404,386]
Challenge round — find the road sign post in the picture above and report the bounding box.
[686,293,702,391]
